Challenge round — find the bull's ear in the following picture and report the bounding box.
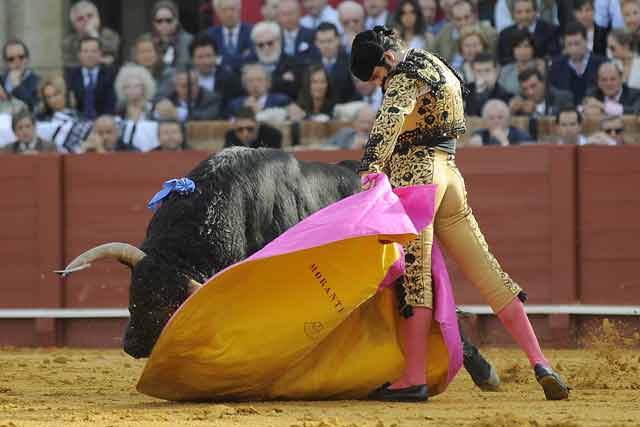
[187,279,203,296]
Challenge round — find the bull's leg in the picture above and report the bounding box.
[459,319,500,391]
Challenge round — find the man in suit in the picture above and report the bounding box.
[156,70,223,122]
[277,0,316,59]
[207,0,253,69]
[189,34,243,110]
[300,0,343,32]
[246,21,305,101]
[497,0,561,65]
[548,22,605,105]
[2,38,41,111]
[430,0,497,63]
[337,1,366,54]
[227,63,291,118]
[465,53,514,117]
[363,0,393,30]
[582,61,640,117]
[224,106,282,149]
[312,22,355,103]
[66,35,116,120]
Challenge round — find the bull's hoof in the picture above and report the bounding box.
[535,364,570,400]
[477,365,501,391]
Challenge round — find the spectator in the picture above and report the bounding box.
[2,39,41,111]
[350,75,383,110]
[132,34,175,100]
[261,0,280,22]
[313,22,355,103]
[62,1,120,67]
[224,106,282,148]
[153,119,187,151]
[207,0,254,69]
[548,22,606,105]
[363,0,392,29]
[497,0,561,65]
[37,75,76,121]
[157,69,223,122]
[189,35,243,109]
[148,1,193,69]
[338,1,366,54]
[622,0,640,45]
[79,115,138,153]
[330,104,376,149]
[582,61,640,117]
[439,0,458,22]
[0,79,27,117]
[554,106,588,145]
[494,0,559,32]
[430,0,497,64]
[301,0,343,32]
[392,0,428,49]
[510,68,574,117]
[586,115,626,144]
[277,0,316,58]
[465,52,513,116]
[469,99,534,146]
[419,0,446,37]
[498,29,545,96]
[287,64,335,122]
[453,25,490,82]
[114,64,156,121]
[1,110,57,154]
[574,0,596,51]
[593,0,624,56]
[607,29,640,90]
[248,21,305,100]
[66,36,117,120]
[227,63,290,118]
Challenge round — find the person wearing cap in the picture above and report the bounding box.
[350,26,570,402]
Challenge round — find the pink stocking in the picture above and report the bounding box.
[390,307,433,389]
[497,297,548,368]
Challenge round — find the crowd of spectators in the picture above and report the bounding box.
[1,0,639,155]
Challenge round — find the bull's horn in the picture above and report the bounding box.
[187,279,203,295]
[54,243,146,277]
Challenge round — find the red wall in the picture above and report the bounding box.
[0,145,638,348]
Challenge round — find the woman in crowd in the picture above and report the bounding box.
[607,29,640,89]
[0,81,27,116]
[2,39,41,111]
[148,1,193,69]
[453,25,490,84]
[393,0,428,49]
[114,64,157,121]
[132,34,174,99]
[287,64,335,122]
[36,75,78,121]
[469,99,534,146]
[498,29,545,96]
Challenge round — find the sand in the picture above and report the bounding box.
[1,321,639,426]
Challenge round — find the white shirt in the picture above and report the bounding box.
[594,0,624,29]
[198,73,216,92]
[568,52,591,76]
[224,26,240,51]
[300,5,343,33]
[82,67,99,87]
[365,10,389,30]
[283,29,299,55]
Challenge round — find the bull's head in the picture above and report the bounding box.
[56,243,202,358]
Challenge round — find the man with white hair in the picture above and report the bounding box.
[62,0,120,67]
[337,1,365,53]
[206,0,253,68]
[277,0,315,58]
[227,63,291,118]
[248,21,305,99]
[300,0,343,32]
[363,0,392,30]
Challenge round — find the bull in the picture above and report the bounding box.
[58,147,499,390]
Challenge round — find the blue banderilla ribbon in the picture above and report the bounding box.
[147,178,196,211]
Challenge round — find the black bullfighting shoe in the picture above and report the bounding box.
[367,382,428,402]
[534,364,570,400]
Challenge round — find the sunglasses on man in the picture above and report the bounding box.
[603,127,624,135]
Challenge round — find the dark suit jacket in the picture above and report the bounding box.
[167,88,223,121]
[465,82,514,116]
[224,123,282,149]
[497,19,561,65]
[213,66,244,109]
[206,22,254,70]
[312,49,355,103]
[475,126,535,145]
[548,53,606,105]
[585,84,640,114]
[66,65,116,119]
[2,69,40,111]
[281,26,316,59]
[226,93,291,118]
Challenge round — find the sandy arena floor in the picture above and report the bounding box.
[1,329,639,427]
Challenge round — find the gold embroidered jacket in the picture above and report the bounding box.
[359,49,467,174]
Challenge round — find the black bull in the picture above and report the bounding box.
[59,147,498,390]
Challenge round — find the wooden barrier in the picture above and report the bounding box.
[0,146,639,348]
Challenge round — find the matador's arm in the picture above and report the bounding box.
[359,73,419,174]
